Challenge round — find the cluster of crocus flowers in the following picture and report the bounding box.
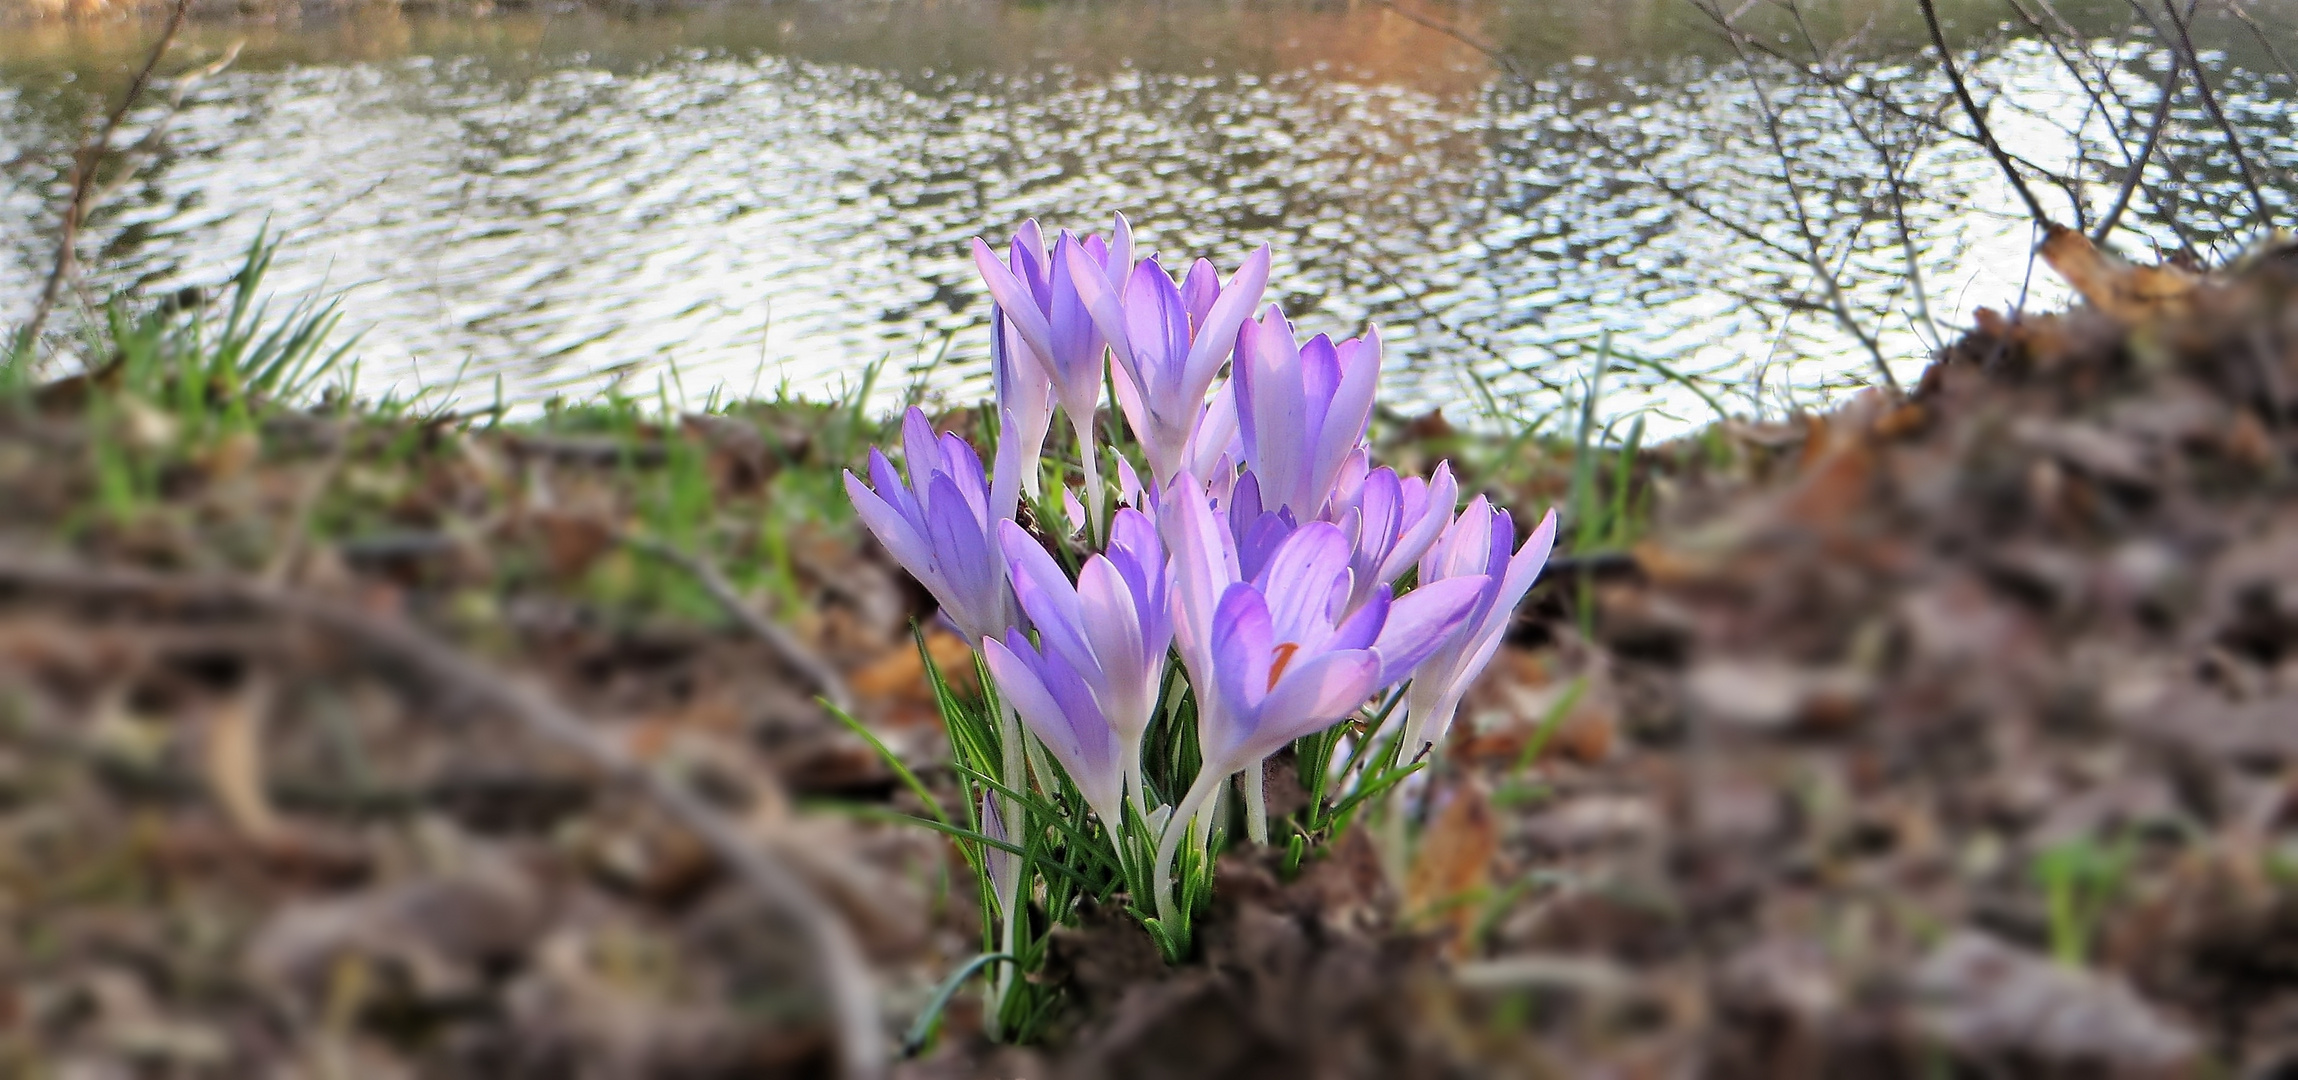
[847,214,1555,970]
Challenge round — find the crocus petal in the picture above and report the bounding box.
[997,520,1091,670]
[845,470,935,589]
[1181,245,1271,400]
[1255,521,1352,645]
[974,237,1057,368]
[1371,575,1486,685]
[1203,583,1274,764]
[982,634,1124,826]
[1236,650,1380,767]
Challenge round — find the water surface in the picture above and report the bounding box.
[4,0,2295,429]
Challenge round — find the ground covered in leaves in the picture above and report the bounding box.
[5,237,2298,1079]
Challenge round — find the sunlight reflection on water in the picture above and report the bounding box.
[3,1,2293,432]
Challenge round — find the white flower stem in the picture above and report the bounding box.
[1073,414,1105,546]
[990,695,1027,1038]
[1242,762,1269,846]
[1151,768,1225,932]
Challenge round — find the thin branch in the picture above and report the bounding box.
[2093,46,2183,243]
[0,552,888,1080]
[12,0,193,359]
[1696,0,1899,390]
[2224,0,2298,89]
[2158,0,2273,231]
[1916,0,2056,226]
[623,533,857,716]
[1781,0,1943,356]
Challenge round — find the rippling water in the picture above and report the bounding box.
[3,0,2294,429]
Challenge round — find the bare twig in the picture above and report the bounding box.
[2224,0,2298,89]
[1695,0,1899,390]
[1916,0,2055,226]
[2157,0,2274,231]
[2093,46,2184,244]
[0,552,887,1080]
[1780,0,1944,353]
[622,533,857,716]
[12,0,193,359]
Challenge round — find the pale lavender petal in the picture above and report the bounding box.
[938,432,991,527]
[1207,583,1274,740]
[845,470,935,589]
[982,635,1123,825]
[974,238,1057,366]
[1328,585,1389,652]
[1181,258,1219,329]
[1372,576,1486,685]
[1123,257,1191,405]
[1258,522,1352,645]
[1107,212,1134,284]
[1237,650,1380,767]
[901,407,939,491]
[1181,245,1271,399]
[1066,239,1136,380]
[865,447,921,532]
[1235,511,1294,584]
[1186,382,1240,483]
[1381,462,1456,583]
[1116,456,1143,508]
[927,473,1004,640]
[1311,328,1381,506]
[1046,234,1105,418]
[997,520,1090,668]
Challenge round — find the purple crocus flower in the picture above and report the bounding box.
[973,217,1132,432]
[1233,306,1381,519]
[1326,454,1459,614]
[989,304,1054,507]
[843,407,1020,645]
[1155,477,1484,882]
[1068,247,1271,487]
[979,508,1172,828]
[1397,498,1560,756]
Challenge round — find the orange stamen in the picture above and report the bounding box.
[1268,642,1301,691]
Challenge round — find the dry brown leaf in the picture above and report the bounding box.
[1910,931,2200,1076]
[1405,780,1497,955]
[2041,225,2200,324]
[847,627,977,706]
[204,675,281,843]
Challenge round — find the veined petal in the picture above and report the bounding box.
[1205,583,1274,759]
[1238,649,1380,767]
[1381,462,1456,583]
[845,470,936,593]
[1372,575,1486,685]
[1181,258,1219,329]
[1046,233,1106,418]
[1122,257,1192,409]
[974,237,1057,367]
[982,635,1123,826]
[1181,245,1271,402]
[996,520,1091,669]
[927,474,1005,641]
[1255,521,1351,644]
